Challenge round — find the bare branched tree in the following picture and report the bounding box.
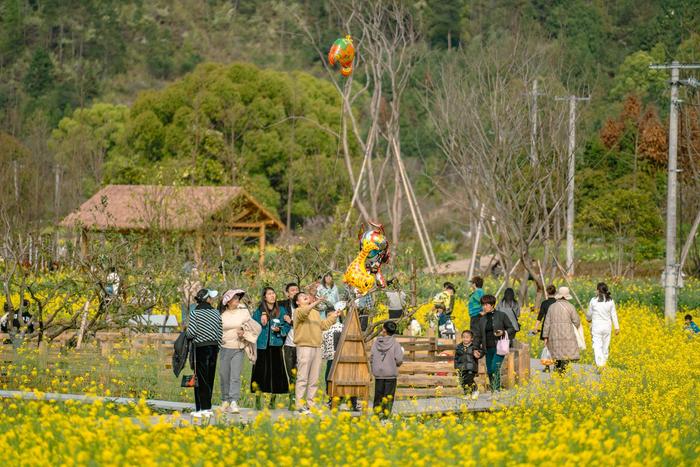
[295,1,434,266]
[426,37,569,300]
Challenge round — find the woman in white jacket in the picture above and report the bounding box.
[586,282,620,368]
[218,289,251,413]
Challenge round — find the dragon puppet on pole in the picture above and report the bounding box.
[342,222,390,296]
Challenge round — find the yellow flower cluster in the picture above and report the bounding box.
[1,303,698,465]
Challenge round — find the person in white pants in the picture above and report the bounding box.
[586,282,620,368]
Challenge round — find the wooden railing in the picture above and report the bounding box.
[371,336,531,398]
[2,332,530,399]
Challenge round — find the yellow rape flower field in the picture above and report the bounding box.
[2,303,700,466]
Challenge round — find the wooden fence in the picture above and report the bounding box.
[1,332,530,399]
[389,336,531,397]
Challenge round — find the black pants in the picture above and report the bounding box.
[388,309,403,320]
[283,345,297,390]
[194,345,219,411]
[325,359,333,388]
[470,315,480,331]
[373,378,397,418]
[459,370,477,393]
[359,314,369,332]
[554,360,569,374]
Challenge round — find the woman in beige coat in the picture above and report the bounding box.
[542,287,581,373]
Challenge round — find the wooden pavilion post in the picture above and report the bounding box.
[258,223,266,273]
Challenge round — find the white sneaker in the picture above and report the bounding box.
[228,401,240,414]
[201,409,213,417]
[191,410,204,418]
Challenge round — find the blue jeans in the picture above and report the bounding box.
[485,348,505,391]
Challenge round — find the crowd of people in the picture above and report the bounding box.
[179,271,415,419]
[181,275,365,418]
[177,271,636,419]
[438,277,632,396]
[0,300,35,339]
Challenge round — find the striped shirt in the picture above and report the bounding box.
[186,303,223,347]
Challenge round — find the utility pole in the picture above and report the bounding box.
[467,203,485,280]
[555,94,590,278]
[650,61,700,322]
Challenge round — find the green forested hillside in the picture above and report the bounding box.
[2,0,700,273]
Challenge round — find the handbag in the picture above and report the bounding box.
[573,323,586,350]
[180,345,198,388]
[496,332,510,356]
[180,374,198,388]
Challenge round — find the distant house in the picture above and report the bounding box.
[59,184,285,270]
[128,314,179,332]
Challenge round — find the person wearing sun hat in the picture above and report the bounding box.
[186,288,223,416]
[218,288,255,414]
[541,286,581,374]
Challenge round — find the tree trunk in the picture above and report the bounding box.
[391,165,402,247]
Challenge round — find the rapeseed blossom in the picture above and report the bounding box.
[1,303,698,464]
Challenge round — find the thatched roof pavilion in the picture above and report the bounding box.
[60,185,284,270]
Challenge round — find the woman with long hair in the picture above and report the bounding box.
[316,273,340,318]
[251,287,290,409]
[496,287,520,343]
[586,282,620,368]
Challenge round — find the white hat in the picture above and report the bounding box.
[555,286,572,300]
[196,288,218,302]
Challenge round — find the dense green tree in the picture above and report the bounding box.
[50,102,129,202]
[676,33,700,62]
[53,62,349,224]
[578,176,663,272]
[424,0,467,49]
[24,50,55,98]
[610,46,667,103]
[0,0,24,65]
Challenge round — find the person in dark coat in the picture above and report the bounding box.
[533,285,557,372]
[533,285,557,340]
[473,294,515,391]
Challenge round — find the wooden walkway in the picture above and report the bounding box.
[0,358,599,426]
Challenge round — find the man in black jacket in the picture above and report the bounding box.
[472,294,515,391]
